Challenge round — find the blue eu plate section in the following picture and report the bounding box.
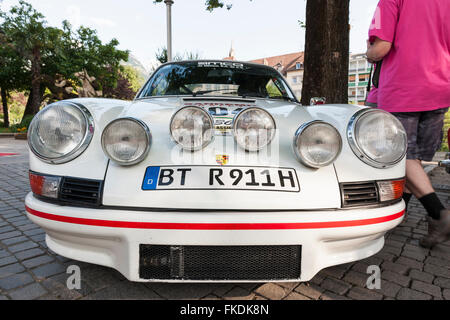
[142,166,160,190]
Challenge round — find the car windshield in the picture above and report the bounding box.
[138,61,296,101]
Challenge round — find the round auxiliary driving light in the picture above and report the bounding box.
[102,118,151,166]
[232,107,276,152]
[170,106,214,151]
[294,121,342,168]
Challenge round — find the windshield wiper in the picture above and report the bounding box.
[192,89,238,97]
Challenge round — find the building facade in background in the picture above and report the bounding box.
[225,48,373,105]
[348,53,373,105]
[249,52,304,100]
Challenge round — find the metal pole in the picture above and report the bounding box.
[164,0,174,62]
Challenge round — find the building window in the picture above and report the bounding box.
[359,74,369,82]
[349,75,356,82]
[295,62,302,70]
[292,77,297,84]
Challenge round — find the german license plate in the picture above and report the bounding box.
[142,166,300,192]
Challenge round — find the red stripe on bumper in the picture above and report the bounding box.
[25,206,405,230]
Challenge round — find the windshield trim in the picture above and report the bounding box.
[135,60,300,104]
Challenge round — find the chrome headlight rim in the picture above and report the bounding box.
[169,105,215,151]
[101,117,152,166]
[347,108,407,169]
[293,120,343,169]
[28,101,94,165]
[232,107,277,152]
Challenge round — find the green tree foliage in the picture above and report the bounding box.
[0,1,129,121]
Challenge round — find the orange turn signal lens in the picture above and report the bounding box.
[29,172,61,199]
[377,179,405,202]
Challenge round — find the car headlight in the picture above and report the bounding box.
[232,107,276,152]
[347,109,407,168]
[28,102,94,164]
[170,106,214,151]
[101,118,151,166]
[294,121,342,168]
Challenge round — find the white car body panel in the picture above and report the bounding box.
[25,61,407,282]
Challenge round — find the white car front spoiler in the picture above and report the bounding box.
[25,193,405,282]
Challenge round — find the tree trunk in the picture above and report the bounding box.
[1,88,9,128]
[29,45,42,115]
[301,0,350,105]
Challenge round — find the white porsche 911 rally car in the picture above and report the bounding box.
[25,60,407,282]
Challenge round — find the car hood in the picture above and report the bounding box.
[99,97,404,210]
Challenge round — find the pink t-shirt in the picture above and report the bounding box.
[366,87,378,104]
[368,0,450,112]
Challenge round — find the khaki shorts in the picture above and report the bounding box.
[391,107,448,161]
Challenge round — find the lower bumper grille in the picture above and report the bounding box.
[139,245,301,281]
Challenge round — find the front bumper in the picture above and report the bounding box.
[25,193,405,282]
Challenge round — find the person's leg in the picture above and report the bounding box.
[410,108,449,247]
[392,109,449,248]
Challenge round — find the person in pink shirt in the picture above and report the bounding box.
[365,86,378,107]
[366,0,450,248]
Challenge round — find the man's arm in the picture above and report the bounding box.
[366,37,392,62]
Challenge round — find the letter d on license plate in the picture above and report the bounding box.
[142,166,300,192]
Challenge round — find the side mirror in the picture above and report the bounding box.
[310,97,326,106]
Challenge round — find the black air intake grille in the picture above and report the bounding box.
[59,177,102,206]
[139,245,301,281]
[341,181,379,207]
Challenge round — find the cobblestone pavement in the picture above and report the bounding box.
[0,137,449,300]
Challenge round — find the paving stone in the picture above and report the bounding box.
[9,283,48,300]
[254,283,288,300]
[8,241,38,253]
[31,262,66,279]
[22,255,53,270]
[222,286,256,300]
[275,282,299,290]
[411,280,443,298]
[425,256,450,268]
[284,291,311,300]
[397,287,432,300]
[321,265,347,279]
[374,280,401,298]
[402,250,427,261]
[381,261,410,275]
[15,248,44,261]
[351,262,370,274]
[443,289,450,300]
[17,224,40,232]
[0,272,34,290]
[381,270,411,287]
[396,257,423,270]
[0,226,15,234]
[347,286,383,300]
[424,264,450,279]
[294,283,324,299]
[0,231,21,240]
[151,283,215,300]
[0,250,9,258]
[320,291,350,300]
[23,228,44,237]
[343,270,368,288]
[320,278,351,295]
[40,277,84,300]
[0,255,18,267]
[434,277,450,289]
[409,269,434,283]
[0,263,25,278]
[309,273,325,285]
[1,235,28,246]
